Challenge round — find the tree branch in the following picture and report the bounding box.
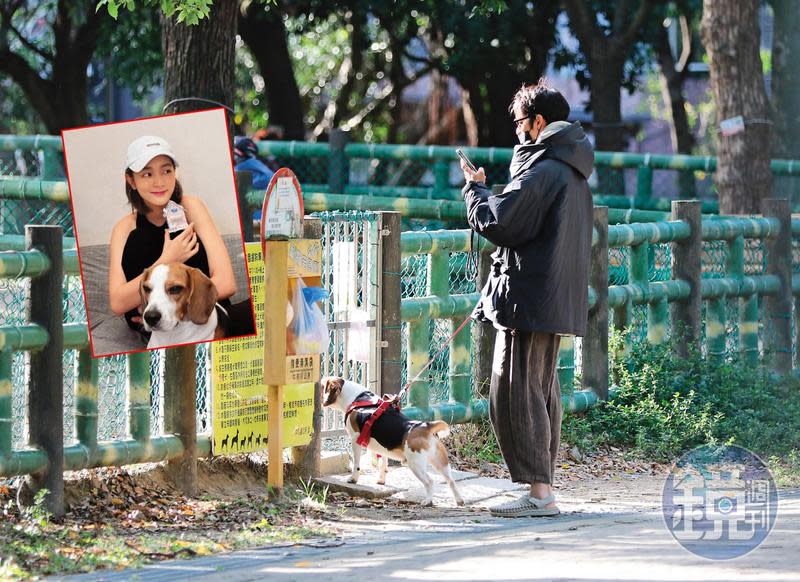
[613,0,632,36]
[676,12,692,74]
[563,0,598,49]
[340,64,432,132]
[614,0,657,51]
[74,3,102,62]
[0,4,54,62]
[0,46,58,130]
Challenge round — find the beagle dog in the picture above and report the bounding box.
[139,263,226,349]
[322,376,464,507]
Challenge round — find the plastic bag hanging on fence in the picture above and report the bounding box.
[290,278,329,355]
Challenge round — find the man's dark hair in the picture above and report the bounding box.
[125,169,183,215]
[509,78,570,125]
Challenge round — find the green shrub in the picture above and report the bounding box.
[563,328,800,464]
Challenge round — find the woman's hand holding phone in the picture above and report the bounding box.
[159,223,199,264]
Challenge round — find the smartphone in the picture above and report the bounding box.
[456,148,478,173]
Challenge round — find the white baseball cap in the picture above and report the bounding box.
[125,135,179,172]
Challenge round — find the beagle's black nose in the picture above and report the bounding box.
[144,310,162,327]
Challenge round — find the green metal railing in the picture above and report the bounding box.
[5,133,800,214]
[397,229,590,424]
[394,199,797,426]
[0,232,213,482]
[3,133,800,506]
[1,176,707,228]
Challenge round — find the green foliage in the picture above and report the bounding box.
[563,329,800,464]
[767,449,800,487]
[556,0,661,100]
[0,79,46,135]
[95,7,163,102]
[22,489,52,529]
[96,0,213,25]
[298,477,329,506]
[450,418,504,465]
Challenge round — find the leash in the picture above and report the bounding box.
[396,312,474,403]
[394,230,482,404]
[347,311,473,448]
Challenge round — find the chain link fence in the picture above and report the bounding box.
[398,241,480,407]
[4,137,800,454]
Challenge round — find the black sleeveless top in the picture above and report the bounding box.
[121,211,230,331]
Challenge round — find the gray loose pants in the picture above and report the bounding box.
[489,329,562,485]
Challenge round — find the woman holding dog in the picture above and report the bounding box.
[108,135,246,339]
[460,80,594,517]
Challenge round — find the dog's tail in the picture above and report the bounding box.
[425,420,450,439]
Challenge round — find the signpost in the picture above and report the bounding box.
[260,169,322,494]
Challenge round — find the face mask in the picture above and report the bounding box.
[517,130,532,145]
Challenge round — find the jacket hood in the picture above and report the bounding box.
[510,121,594,180]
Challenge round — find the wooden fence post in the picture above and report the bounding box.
[380,212,402,396]
[164,346,197,496]
[291,218,323,478]
[670,200,702,359]
[582,207,609,399]
[762,198,793,375]
[26,225,64,517]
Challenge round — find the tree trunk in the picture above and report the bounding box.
[162,1,237,134]
[771,0,800,159]
[590,51,627,193]
[331,11,367,130]
[701,0,772,214]
[238,4,305,140]
[654,22,696,198]
[483,71,526,148]
[427,69,449,145]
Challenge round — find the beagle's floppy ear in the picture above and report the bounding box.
[321,376,345,407]
[186,267,218,324]
[139,266,153,312]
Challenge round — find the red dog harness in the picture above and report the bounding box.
[345,392,401,447]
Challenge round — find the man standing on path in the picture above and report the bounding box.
[460,80,594,517]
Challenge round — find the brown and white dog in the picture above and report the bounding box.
[139,263,225,349]
[322,376,464,506]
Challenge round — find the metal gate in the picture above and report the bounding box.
[315,211,383,438]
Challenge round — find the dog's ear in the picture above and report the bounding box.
[139,266,153,313]
[186,267,218,324]
[321,376,344,406]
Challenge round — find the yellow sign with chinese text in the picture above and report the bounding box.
[211,242,314,454]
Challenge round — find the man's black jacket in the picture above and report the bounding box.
[463,121,594,336]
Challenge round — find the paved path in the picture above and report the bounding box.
[55,470,800,582]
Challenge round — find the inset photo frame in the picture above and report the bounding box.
[62,108,256,357]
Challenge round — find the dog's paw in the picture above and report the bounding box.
[347,475,360,484]
[376,479,386,486]
[455,498,465,507]
[421,498,434,507]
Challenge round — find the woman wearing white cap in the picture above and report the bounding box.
[108,135,241,336]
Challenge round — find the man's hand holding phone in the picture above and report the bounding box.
[457,149,486,184]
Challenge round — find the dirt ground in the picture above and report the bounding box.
[0,441,673,579]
